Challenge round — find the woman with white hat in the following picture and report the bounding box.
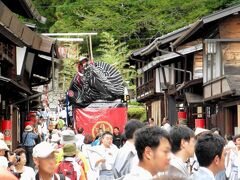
[0,140,9,168]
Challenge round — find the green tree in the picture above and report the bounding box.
[57,43,81,91]
[96,32,136,86]
[43,0,240,49]
[58,58,78,91]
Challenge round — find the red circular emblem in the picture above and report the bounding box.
[92,121,113,137]
[68,90,74,97]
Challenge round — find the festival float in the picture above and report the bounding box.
[67,57,127,137]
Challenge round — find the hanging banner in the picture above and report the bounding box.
[74,102,127,137]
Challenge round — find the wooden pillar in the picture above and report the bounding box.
[237,105,240,135]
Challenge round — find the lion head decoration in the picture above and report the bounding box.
[68,57,125,108]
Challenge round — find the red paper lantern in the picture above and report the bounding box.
[2,120,11,141]
[26,111,37,127]
[178,112,187,125]
[195,119,205,128]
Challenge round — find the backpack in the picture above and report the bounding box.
[57,161,77,180]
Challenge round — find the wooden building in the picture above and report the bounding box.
[0,0,58,149]
[131,25,191,125]
[171,5,240,135]
[131,4,240,135]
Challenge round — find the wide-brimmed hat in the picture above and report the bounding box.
[63,144,77,157]
[24,125,33,132]
[60,130,76,145]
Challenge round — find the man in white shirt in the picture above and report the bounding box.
[75,127,85,151]
[123,126,171,180]
[90,131,118,180]
[33,142,69,180]
[168,125,195,178]
[161,117,171,132]
[191,133,225,180]
[114,120,144,179]
[39,116,48,141]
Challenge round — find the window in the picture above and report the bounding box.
[193,52,203,79]
[204,41,222,83]
[221,42,240,75]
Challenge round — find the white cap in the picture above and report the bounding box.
[50,133,61,143]
[79,56,88,62]
[0,140,9,151]
[33,142,55,158]
[195,127,209,136]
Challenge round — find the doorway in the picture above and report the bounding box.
[224,105,237,135]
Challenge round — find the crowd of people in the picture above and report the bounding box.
[0,116,239,180]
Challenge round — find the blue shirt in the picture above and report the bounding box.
[22,132,38,147]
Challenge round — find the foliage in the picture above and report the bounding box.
[33,0,66,32]
[33,0,240,49]
[128,106,146,122]
[58,58,78,91]
[128,101,144,106]
[96,32,136,84]
[32,0,240,90]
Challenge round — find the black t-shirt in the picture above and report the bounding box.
[113,134,122,148]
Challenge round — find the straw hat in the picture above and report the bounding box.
[24,125,33,132]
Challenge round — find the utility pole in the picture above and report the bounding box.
[89,35,93,61]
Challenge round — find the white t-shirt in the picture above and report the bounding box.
[76,134,85,150]
[13,166,35,180]
[0,156,8,168]
[162,123,171,132]
[123,165,153,180]
[60,110,67,119]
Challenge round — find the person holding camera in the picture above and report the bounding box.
[11,148,35,179]
[22,125,40,168]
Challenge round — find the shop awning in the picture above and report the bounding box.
[0,76,32,95]
[185,92,203,104]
